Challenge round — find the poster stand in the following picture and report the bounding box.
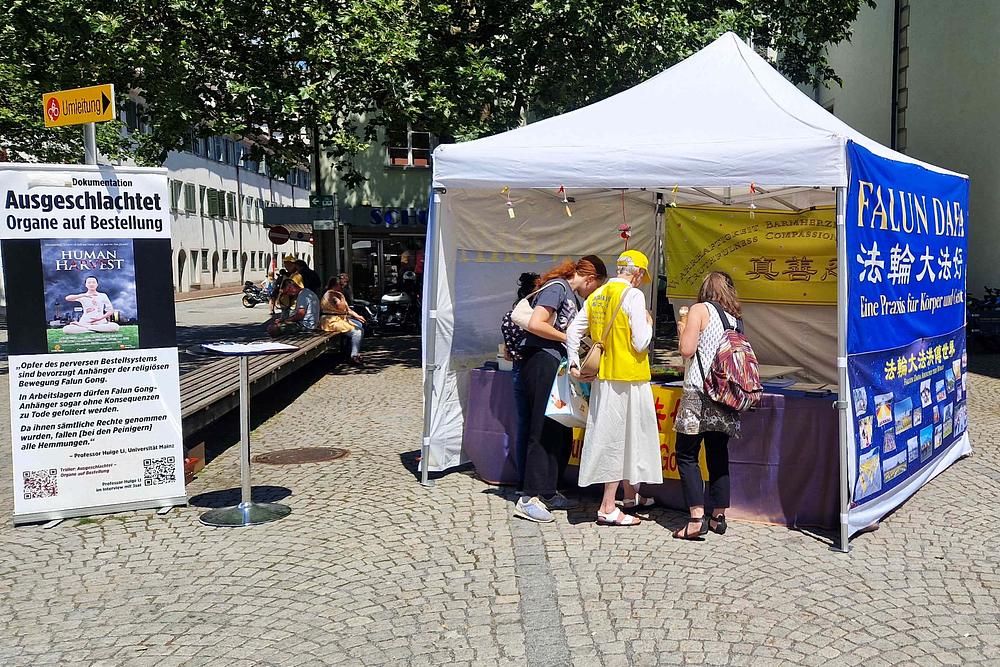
[1,162,187,525]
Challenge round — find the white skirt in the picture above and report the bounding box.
[578,379,663,487]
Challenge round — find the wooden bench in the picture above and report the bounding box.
[179,331,339,437]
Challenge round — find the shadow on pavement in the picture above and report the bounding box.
[398,449,475,483]
[188,484,292,508]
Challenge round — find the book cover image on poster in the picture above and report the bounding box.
[41,239,139,353]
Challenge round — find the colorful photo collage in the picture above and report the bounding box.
[851,336,967,504]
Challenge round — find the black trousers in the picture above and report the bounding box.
[675,431,731,511]
[520,349,571,498]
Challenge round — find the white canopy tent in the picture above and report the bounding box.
[421,32,967,548]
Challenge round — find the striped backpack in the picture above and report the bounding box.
[695,302,763,412]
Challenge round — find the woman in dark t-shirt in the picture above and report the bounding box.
[514,255,608,524]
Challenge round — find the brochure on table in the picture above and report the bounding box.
[0,163,185,524]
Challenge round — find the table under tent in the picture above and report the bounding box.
[419,32,971,550]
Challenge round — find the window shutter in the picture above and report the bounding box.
[207,189,220,217]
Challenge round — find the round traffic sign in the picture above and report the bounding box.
[268,225,290,245]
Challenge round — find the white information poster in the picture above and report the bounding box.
[9,349,184,518]
[0,163,186,524]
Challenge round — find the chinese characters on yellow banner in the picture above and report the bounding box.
[665,206,837,305]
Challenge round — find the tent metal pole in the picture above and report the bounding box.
[834,184,851,553]
[650,193,665,358]
[419,187,446,487]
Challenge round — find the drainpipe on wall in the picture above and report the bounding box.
[890,0,901,150]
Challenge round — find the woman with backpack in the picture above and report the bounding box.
[513,256,608,523]
[673,271,745,540]
[501,271,539,491]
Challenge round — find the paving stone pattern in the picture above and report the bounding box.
[1,304,999,665]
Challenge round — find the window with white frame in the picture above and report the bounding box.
[387,124,432,168]
[226,192,237,219]
[222,250,229,271]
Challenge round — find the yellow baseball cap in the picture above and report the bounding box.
[282,254,297,262]
[617,250,651,283]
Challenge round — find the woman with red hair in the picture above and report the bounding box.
[514,255,608,523]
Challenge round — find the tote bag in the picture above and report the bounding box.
[545,360,589,428]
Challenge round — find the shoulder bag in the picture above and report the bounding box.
[578,287,630,379]
[510,279,565,329]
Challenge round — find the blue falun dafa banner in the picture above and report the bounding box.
[846,142,970,517]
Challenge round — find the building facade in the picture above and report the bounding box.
[311,121,433,302]
[165,137,312,293]
[806,0,1000,296]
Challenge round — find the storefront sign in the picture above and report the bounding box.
[665,206,837,305]
[0,164,185,524]
[570,385,707,481]
[369,207,429,229]
[845,142,970,528]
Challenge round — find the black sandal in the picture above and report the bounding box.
[672,517,707,540]
[707,514,727,535]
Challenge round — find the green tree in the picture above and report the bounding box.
[0,0,875,181]
[393,0,878,142]
[0,0,417,175]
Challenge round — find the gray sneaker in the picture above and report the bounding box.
[542,492,579,511]
[514,496,554,523]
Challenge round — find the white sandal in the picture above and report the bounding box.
[596,508,641,526]
[622,494,656,510]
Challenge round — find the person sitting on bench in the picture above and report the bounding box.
[267,279,319,337]
[320,282,365,366]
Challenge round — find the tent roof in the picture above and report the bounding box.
[432,32,965,191]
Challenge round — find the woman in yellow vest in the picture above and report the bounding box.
[567,250,663,526]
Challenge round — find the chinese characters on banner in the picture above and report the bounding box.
[664,206,837,305]
[845,142,970,521]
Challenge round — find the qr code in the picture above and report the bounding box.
[23,469,58,499]
[143,457,176,486]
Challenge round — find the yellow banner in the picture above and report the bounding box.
[665,206,837,305]
[569,385,707,481]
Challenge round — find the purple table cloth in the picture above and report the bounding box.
[461,368,840,528]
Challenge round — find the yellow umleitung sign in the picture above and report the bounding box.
[665,206,838,305]
[42,84,116,128]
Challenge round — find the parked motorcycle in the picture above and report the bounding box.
[969,285,1000,350]
[376,272,420,334]
[241,281,269,308]
[352,298,379,337]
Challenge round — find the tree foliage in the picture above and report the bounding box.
[0,0,875,179]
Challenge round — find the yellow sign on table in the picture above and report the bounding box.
[570,384,708,481]
[665,206,837,305]
[42,84,116,128]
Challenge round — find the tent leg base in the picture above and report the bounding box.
[420,478,436,488]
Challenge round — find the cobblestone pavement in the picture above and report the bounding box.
[1,299,999,665]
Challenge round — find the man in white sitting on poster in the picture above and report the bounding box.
[63,276,120,334]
